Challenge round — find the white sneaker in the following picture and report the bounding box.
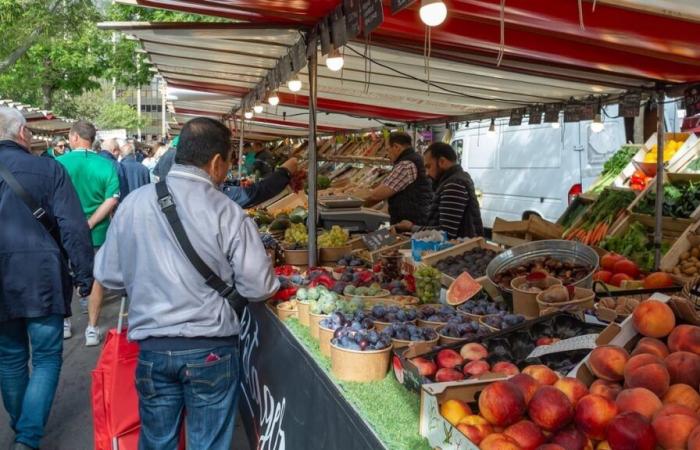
[63,319,72,339]
[85,326,101,347]
[79,297,89,314]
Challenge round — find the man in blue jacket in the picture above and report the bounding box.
[0,107,94,450]
[119,141,150,197]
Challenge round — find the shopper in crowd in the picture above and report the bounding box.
[57,121,120,346]
[223,156,299,208]
[0,107,94,450]
[363,131,432,225]
[99,138,128,201]
[152,135,179,180]
[251,141,274,178]
[394,142,483,239]
[94,117,278,450]
[119,141,150,197]
[242,143,256,175]
[141,143,157,178]
[51,137,68,157]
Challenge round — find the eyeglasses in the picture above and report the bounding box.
[56,144,65,149]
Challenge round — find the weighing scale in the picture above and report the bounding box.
[318,196,390,232]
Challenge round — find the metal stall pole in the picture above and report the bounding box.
[238,115,245,180]
[307,53,319,267]
[654,91,666,269]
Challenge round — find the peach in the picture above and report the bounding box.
[689,425,700,450]
[493,361,520,376]
[510,373,540,405]
[663,383,700,412]
[668,324,700,354]
[479,381,527,427]
[589,380,622,401]
[522,365,559,385]
[654,404,698,420]
[595,442,610,450]
[411,356,437,377]
[504,420,545,450]
[606,412,656,450]
[435,368,464,382]
[632,300,676,338]
[440,399,472,426]
[624,356,670,397]
[464,360,490,377]
[550,426,588,450]
[436,348,463,369]
[480,433,520,450]
[460,342,488,361]
[587,346,629,381]
[574,394,618,440]
[652,406,700,450]
[554,377,589,407]
[528,386,574,432]
[665,351,700,387]
[631,337,669,359]
[615,388,662,420]
[457,415,494,444]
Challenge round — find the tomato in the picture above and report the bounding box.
[613,259,640,278]
[610,273,633,287]
[643,272,675,290]
[601,253,624,271]
[593,270,613,284]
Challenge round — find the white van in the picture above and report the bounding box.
[451,110,626,229]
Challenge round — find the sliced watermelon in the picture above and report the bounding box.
[446,272,483,306]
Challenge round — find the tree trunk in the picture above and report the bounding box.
[42,84,54,110]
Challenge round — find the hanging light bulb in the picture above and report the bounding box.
[268,92,280,106]
[420,0,448,27]
[325,48,344,72]
[488,118,496,134]
[244,111,253,120]
[287,75,302,92]
[253,103,264,114]
[591,114,605,133]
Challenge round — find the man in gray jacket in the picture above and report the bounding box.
[94,117,278,450]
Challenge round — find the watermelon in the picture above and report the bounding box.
[446,272,483,305]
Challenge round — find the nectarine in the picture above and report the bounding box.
[510,373,540,405]
[665,351,700,387]
[606,412,656,450]
[663,383,700,412]
[631,337,669,359]
[632,300,675,338]
[479,381,527,427]
[588,346,629,382]
[615,388,662,420]
[440,399,472,426]
[528,386,574,432]
[457,414,493,444]
[668,324,700,354]
[574,394,618,440]
[522,365,559,385]
[504,420,545,450]
[554,377,589,407]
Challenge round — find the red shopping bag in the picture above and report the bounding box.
[92,297,185,450]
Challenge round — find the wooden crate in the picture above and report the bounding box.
[670,137,700,173]
[660,221,700,281]
[627,172,700,222]
[420,237,503,295]
[351,238,410,263]
[610,213,691,244]
[266,192,308,216]
[492,215,563,248]
[557,194,595,227]
[613,133,693,187]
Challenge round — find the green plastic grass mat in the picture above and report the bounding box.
[284,318,431,450]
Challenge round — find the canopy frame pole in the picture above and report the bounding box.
[238,115,245,180]
[307,50,319,267]
[654,90,665,269]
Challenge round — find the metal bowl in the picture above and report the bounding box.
[486,240,600,294]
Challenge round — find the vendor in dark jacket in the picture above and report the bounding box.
[0,107,94,450]
[395,142,483,239]
[363,131,433,225]
[223,157,298,209]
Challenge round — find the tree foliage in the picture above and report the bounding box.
[96,101,149,130]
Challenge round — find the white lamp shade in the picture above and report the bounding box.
[244,111,253,119]
[253,104,264,114]
[420,0,447,27]
[288,77,302,92]
[268,94,280,106]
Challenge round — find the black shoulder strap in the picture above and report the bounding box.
[155,180,235,299]
[0,160,52,227]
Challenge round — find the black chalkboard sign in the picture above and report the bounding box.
[361,229,397,251]
[564,103,581,123]
[320,18,332,55]
[544,104,561,123]
[509,109,524,126]
[362,0,384,37]
[391,0,416,14]
[344,0,361,38]
[619,92,641,118]
[685,85,700,117]
[529,105,543,125]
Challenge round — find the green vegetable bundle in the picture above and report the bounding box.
[589,145,639,194]
[634,180,700,219]
[601,222,670,272]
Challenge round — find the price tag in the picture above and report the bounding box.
[526,334,599,359]
[580,102,595,121]
[544,104,561,124]
[391,0,417,14]
[344,0,361,38]
[619,92,641,118]
[509,109,524,126]
[685,85,700,117]
[564,103,582,123]
[361,229,397,251]
[362,0,384,37]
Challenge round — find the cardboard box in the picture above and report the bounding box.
[492,216,563,248]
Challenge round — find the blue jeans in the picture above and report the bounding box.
[0,314,63,449]
[136,345,239,450]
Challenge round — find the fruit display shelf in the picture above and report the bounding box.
[239,301,431,450]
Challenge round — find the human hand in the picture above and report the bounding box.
[394,220,414,232]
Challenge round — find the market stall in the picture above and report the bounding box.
[100,1,700,449]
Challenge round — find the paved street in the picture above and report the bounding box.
[0,293,250,450]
